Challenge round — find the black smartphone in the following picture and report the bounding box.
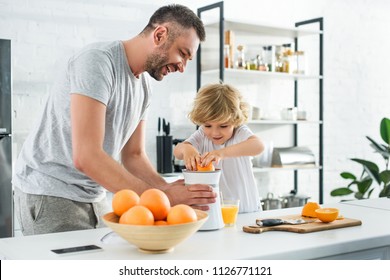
[51,244,102,255]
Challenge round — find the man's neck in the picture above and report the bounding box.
[122,36,148,78]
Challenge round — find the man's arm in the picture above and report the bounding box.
[70,94,152,195]
[70,94,216,208]
[121,120,166,187]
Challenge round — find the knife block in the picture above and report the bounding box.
[156,136,173,174]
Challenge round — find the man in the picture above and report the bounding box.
[13,4,215,235]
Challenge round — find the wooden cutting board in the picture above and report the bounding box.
[243,214,362,234]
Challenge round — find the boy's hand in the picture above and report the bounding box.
[182,146,202,171]
[200,150,222,167]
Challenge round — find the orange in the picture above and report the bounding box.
[315,208,339,223]
[301,201,321,218]
[154,220,169,226]
[119,205,154,225]
[167,204,197,225]
[139,188,171,221]
[112,189,140,216]
[196,161,215,172]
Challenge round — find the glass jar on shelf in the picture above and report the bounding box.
[275,46,284,72]
[282,48,293,73]
[296,51,306,74]
[224,44,231,68]
[263,46,275,72]
[248,57,258,70]
[257,54,268,71]
[235,45,246,69]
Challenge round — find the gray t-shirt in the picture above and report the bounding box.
[13,41,151,202]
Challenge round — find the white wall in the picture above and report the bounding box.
[1,0,390,204]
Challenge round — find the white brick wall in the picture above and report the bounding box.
[2,0,390,204]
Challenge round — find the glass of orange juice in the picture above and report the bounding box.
[221,199,240,227]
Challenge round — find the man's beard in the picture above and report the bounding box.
[145,51,169,81]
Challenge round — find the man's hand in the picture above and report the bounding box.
[160,179,217,211]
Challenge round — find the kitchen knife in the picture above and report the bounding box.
[166,122,170,136]
[256,218,311,227]
[162,118,166,135]
[158,117,161,136]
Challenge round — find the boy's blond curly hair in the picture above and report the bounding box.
[188,83,249,127]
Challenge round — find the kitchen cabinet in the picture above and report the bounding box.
[197,2,324,202]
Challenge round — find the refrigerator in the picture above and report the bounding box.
[0,38,13,237]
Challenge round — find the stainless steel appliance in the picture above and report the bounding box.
[0,38,13,237]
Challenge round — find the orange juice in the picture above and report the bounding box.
[221,202,239,226]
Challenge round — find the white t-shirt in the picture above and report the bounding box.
[13,41,151,202]
[186,125,261,213]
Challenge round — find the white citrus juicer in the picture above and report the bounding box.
[182,169,224,230]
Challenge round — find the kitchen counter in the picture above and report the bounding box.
[1,199,390,260]
[341,197,390,211]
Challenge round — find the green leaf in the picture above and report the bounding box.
[379,184,390,197]
[367,136,390,160]
[357,178,372,194]
[368,188,374,198]
[380,117,390,145]
[379,170,390,184]
[347,181,357,188]
[330,188,354,196]
[355,192,364,199]
[340,172,356,180]
[351,158,379,172]
[367,136,387,152]
[351,158,381,184]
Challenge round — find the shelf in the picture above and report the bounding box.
[197,2,323,203]
[205,19,323,38]
[248,120,323,125]
[202,69,322,80]
[253,166,322,173]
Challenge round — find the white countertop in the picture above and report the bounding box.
[1,198,389,260]
[341,197,390,211]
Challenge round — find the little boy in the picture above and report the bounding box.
[174,83,264,213]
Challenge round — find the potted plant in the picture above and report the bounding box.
[331,117,390,199]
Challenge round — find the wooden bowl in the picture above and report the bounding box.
[102,209,208,254]
[315,208,339,223]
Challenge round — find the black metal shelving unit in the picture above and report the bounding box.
[197,1,324,203]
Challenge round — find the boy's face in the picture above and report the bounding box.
[202,121,235,145]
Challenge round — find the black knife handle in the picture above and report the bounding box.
[162,118,166,135]
[256,219,284,227]
[166,122,170,136]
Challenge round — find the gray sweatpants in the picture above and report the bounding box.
[14,187,111,236]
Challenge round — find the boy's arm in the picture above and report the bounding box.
[201,135,264,166]
[173,141,201,170]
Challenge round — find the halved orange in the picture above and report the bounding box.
[315,208,339,223]
[301,201,321,218]
[196,162,215,172]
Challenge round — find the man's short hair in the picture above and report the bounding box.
[142,4,206,42]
